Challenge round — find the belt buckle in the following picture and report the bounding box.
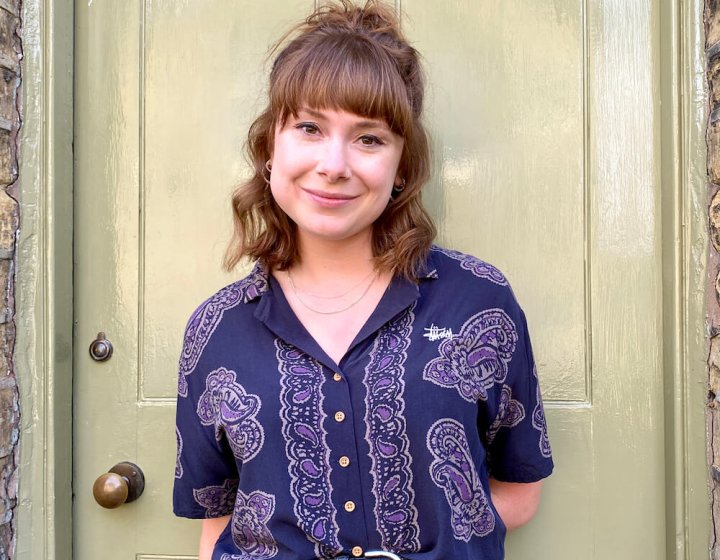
[363,551,403,560]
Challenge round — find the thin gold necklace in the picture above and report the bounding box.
[287,269,377,315]
[290,269,375,300]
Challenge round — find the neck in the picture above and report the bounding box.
[293,233,376,282]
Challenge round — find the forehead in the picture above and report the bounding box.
[295,107,393,129]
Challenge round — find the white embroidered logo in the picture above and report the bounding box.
[423,324,454,342]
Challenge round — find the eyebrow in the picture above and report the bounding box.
[300,107,390,130]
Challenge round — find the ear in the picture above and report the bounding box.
[394,164,406,189]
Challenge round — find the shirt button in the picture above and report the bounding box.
[344,500,356,512]
[351,546,363,557]
[339,456,350,467]
[333,372,342,382]
[334,411,346,422]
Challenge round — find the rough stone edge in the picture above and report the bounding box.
[0,1,21,558]
[709,0,720,557]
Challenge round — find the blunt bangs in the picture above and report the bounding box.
[270,33,414,136]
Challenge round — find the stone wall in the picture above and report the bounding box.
[0,1,20,558]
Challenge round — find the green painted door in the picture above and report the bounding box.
[73,1,664,558]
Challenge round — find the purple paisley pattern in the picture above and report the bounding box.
[486,385,525,444]
[363,307,420,552]
[532,367,552,458]
[427,419,495,541]
[423,309,518,402]
[431,246,508,286]
[276,340,341,559]
[178,265,268,397]
[175,426,184,479]
[193,478,239,518]
[220,490,278,560]
[197,367,264,462]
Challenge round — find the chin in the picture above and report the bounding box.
[300,225,371,245]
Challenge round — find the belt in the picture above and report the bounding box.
[333,552,407,560]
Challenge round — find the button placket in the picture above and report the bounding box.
[324,365,363,529]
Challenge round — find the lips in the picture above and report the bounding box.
[302,187,359,207]
[302,187,357,200]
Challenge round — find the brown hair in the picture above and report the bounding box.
[224,0,436,280]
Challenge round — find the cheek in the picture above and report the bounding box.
[379,147,404,190]
[370,163,400,197]
[268,179,291,214]
[270,143,310,182]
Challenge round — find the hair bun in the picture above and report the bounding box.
[309,0,402,39]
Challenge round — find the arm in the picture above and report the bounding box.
[489,479,544,531]
[199,515,231,560]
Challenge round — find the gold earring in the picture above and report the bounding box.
[391,178,406,199]
[262,160,272,185]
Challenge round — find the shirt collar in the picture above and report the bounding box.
[240,262,271,303]
[248,249,438,369]
[419,247,441,281]
[243,248,439,305]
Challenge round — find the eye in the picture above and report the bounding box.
[296,122,320,135]
[359,134,384,147]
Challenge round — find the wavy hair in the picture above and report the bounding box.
[224,0,436,280]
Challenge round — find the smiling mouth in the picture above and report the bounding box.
[302,188,360,209]
[302,187,358,201]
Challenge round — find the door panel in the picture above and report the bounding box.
[74,1,663,558]
[74,1,313,557]
[405,1,664,556]
[409,0,587,403]
[138,0,310,400]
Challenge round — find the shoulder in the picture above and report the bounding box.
[425,245,524,317]
[428,245,509,286]
[178,264,269,393]
[183,263,269,333]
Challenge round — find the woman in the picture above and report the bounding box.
[173,2,553,559]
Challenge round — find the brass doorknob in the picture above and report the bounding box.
[92,461,145,509]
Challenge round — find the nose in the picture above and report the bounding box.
[315,139,351,182]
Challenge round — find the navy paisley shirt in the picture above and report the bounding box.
[174,246,553,560]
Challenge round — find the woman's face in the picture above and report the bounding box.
[269,107,404,249]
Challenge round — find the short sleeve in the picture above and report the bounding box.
[480,293,554,483]
[173,319,239,519]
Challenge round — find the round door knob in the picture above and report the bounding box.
[89,332,113,362]
[92,461,145,509]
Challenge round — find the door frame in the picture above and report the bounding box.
[658,0,711,558]
[15,0,73,558]
[13,0,709,558]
